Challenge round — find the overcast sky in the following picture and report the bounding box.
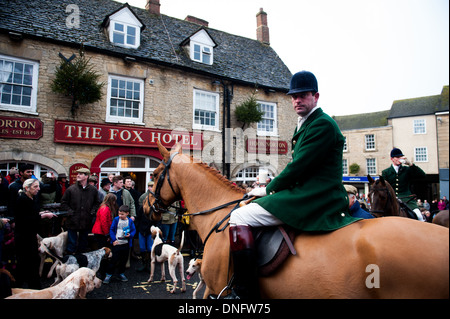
[117,0,449,116]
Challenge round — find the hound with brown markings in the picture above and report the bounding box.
[47,247,111,286]
[37,231,68,277]
[7,267,101,299]
[186,258,206,299]
[148,226,186,294]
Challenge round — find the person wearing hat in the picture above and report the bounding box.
[61,167,101,254]
[5,167,19,184]
[344,185,374,219]
[99,177,112,199]
[225,71,361,299]
[381,148,426,221]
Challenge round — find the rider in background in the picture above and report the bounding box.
[381,148,426,221]
[227,71,361,299]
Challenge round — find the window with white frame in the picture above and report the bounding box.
[106,75,144,124]
[413,119,426,134]
[193,89,219,130]
[343,136,348,152]
[192,43,212,65]
[414,147,428,162]
[112,22,137,47]
[366,158,377,175]
[0,55,39,114]
[187,29,215,65]
[106,7,143,49]
[257,101,277,136]
[365,134,375,151]
[342,158,348,175]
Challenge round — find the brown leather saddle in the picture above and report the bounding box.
[254,225,297,276]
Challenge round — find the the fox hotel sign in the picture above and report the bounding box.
[54,120,203,150]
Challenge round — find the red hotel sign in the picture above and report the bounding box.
[0,116,43,140]
[246,138,288,155]
[54,120,203,150]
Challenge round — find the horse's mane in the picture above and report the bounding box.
[193,160,246,194]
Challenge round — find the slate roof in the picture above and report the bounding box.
[388,85,449,119]
[333,110,390,131]
[0,0,292,91]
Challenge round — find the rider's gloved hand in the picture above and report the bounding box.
[248,187,268,197]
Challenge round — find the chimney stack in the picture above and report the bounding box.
[146,0,160,15]
[185,15,209,27]
[256,8,270,45]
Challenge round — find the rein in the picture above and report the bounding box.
[146,152,249,243]
[146,152,179,218]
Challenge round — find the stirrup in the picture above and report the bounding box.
[208,275,235,299]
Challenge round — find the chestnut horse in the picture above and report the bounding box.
[367,175,412,218]
[144,143,449,298]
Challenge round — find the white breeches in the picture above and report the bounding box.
[229,203,284,227]
[413,208,425,221]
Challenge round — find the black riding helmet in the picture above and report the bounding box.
[287,71,318,95]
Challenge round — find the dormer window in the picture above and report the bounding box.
[112,22,137,47]
[182,28,217,65]
[102,4,145,49]
[192,43,212,64]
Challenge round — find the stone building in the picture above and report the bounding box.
[0,0,295,192]
[334,86,449,200]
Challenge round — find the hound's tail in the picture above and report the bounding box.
[176,231,185,255]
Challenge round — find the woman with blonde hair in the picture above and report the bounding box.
[92,193,117,248]
[15,178,56,289]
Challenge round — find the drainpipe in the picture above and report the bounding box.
[220,81,233,179]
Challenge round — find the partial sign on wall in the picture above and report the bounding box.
[0,116,43,140]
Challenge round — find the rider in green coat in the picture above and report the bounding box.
[381,147,426,220]
[225,71,361,299]
[255,106,359,231]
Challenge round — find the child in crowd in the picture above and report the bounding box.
[92,193,117,249]
[104,205,136,284]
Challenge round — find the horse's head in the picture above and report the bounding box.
[143,141,183,221]
[367,175,396,217]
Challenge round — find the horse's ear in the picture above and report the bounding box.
[172,142,183,154]
[367,175,374,184]
[379,175,386,186]
[157,140,170,160]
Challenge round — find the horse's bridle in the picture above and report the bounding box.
[369,186,393,217]
[146,152,180,217]
[146,151,247,222]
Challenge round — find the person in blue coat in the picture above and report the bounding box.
[344,185,374,219]
[104,205,136,284]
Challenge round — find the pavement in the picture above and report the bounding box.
[40,253,205,300]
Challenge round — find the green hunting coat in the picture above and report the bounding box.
[255,108,361,231]
[381,164,426,210]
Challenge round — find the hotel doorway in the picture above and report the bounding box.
[99,155,161,194]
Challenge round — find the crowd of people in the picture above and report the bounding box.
[0,162,448,292]
[0,165,183,290]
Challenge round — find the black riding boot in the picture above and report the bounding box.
[228,225,259,299]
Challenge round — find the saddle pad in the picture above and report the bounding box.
[254,226,296,277]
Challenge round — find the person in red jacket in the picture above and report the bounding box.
[92,193,118,248]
